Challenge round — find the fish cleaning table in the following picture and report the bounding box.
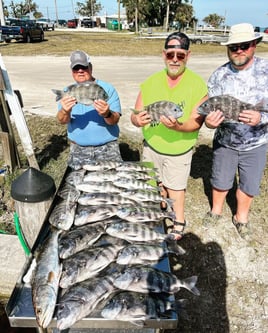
[6,165,179,333]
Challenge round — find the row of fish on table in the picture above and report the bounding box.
[23,160,200,330]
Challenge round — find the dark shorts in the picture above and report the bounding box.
[211,142,267,196]
[68,140,123,169]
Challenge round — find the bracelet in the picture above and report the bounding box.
[104,110,112,118]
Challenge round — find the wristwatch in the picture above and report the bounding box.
[104,110,112,118]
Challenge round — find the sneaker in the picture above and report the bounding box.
[232,216,250,241]
[203,211,221,226]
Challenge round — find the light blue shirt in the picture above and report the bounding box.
[58,79,121,146]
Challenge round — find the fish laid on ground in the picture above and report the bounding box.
[105,221,170,243]
[52,81,108,105]
[112,264,200,296]
[75,181,122,194]
[116,206,175,223]
[49,199,77,231]
[120,189,174,206]
[82,161,122,171]
[197,94,268,122]
[56,276,116,330]
[65,169,86,186]
[59,223,105,259]
[57,183,80,203]
[59,244,123,288]
[116,242,185,265]
[115,162,157,173]
[78,192,135,206]
[132,101,183,126]
[101,291,176,326]
[74,205,120,225]
[113,178,159,192]
[31,228,62,328]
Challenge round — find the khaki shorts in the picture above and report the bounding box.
[142,144,193,190]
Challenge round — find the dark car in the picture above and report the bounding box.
[57,19,67,27]
[67,19,78,28]
[81,18,95,28]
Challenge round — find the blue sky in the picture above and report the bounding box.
[5,0,268,27]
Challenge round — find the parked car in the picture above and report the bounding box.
[36,18,55,31]
[1,19,44,43]
[81,18,93,28]
[264,28,268,34]
[67,19,78,28]
[57,19,67,27]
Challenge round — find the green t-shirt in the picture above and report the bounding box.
[141,68,207,155]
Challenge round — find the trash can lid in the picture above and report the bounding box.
[11,167,56,202]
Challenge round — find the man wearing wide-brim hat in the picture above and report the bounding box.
[202,23,268,242]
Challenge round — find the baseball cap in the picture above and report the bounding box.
[164,32,190,50]
[70,50,91,68]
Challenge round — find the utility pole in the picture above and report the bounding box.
[0,0,5,25]
[54,0,59,26]
[117,0,120,31]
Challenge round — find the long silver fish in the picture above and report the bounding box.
[52,81,109,105]
[101,291,175,325]
[113,178,159,191]
[112,264,200,295]
[132,101,183,126]
[56,276,116,330]
[83,161,122,171]
[105,221,169,242]
[59,244,124,288]
[120,189,174,206]
[31,227,62,328]
[197,94,268,122]
[59,223,105,259]
[116,242,185,265]
[49,199,77,231]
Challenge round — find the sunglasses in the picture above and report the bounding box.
[228,42,252,53]
[165,52,187,60]
[72,65,89,71]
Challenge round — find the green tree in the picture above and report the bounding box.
[5,0,42,18]
[76,0,102,17]
[174,2,194,30]
[203,13,225,28]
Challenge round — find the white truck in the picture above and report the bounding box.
[36,18,55,31]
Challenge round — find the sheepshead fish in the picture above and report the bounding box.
[116,242,185,265]
[113,178,159,191]
[116,206,175,223]
[49,199,77,231]
[57,183,80,203]
[78,192,135,206]
[56,276,116,330]
[101,291,175,325]
[52,81,108,105]
[132,101,183,126]
[112,264,200,295]
[31,227,62,328]
[65,169,86,186]
[83,160,122,171]
[59,223,105,259]
[59,244,124,288]
[106,221,169,243]
[197,94,268,122]
[74,205,119,225]
[75,181,122,194]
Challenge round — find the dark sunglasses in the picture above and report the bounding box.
[165,52,187,60]
[72,65,89,71]
[228,42,252,53]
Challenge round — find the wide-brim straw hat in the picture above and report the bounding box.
[221,23,263,45]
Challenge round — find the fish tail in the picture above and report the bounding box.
[180,275,200,296]
[51,89,63,102]
[166,239,186,255]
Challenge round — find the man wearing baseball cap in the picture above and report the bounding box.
[203,23,268,241]
[56,50,122,168]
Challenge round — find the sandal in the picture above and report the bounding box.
[169,220,186,240]
[232,216,250,241]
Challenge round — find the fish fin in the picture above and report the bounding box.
[181,275,200,296]
[51,89,62,102]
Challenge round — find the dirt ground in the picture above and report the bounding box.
[0,111,267,333]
